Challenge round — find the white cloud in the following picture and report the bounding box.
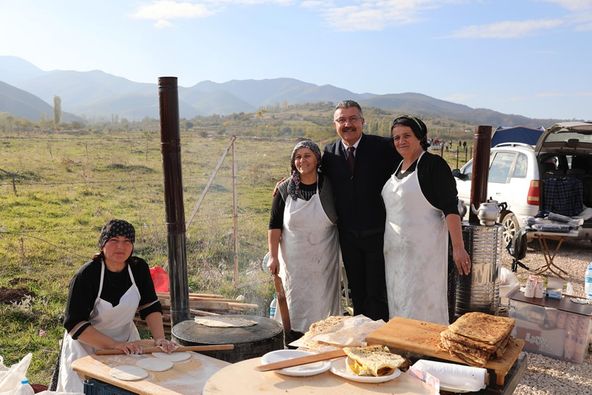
[132,0,291,27]
[536,91,592,98]
[543,0,592,11]
[322,0,448,31]
[449,19,564,38]
[133,1,214,21]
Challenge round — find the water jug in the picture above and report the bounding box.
[585,262,592,300]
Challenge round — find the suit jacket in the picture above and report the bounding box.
[322,134,401,234]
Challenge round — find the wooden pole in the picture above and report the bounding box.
[469,126,493,224]
[186,136,236,229]
[231,137,239,286]
[158,76,190,325]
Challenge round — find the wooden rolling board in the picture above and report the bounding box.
[203,357,433,395]
[365,316,524,386]
[72,351,229,395]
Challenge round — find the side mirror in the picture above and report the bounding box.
[452,169,467,180]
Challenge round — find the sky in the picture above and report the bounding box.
[1,0,591,120]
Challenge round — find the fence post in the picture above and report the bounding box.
[231,137,239,286]
[12,174,17,196]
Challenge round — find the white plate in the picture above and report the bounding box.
[260,349,331,377]
[330,357,401,383]
[440,384,474,393]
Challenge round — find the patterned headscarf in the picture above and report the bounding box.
[287,140,322,201]
[98,219,135,249]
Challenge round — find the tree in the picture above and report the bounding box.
[53,96,62,129]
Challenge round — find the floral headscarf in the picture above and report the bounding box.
[287,140,322,200]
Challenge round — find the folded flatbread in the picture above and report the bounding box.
[343,345,406,377]
[448,312,514,345]
[308,316,347,336]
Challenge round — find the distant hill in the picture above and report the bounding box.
[0,80,54,121]
[0,55,562,127]
[0,80,83,122]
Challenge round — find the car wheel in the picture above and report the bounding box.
[501,212,519,246]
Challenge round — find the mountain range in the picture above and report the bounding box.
[0,56,561,127]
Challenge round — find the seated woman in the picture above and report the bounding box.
[267,140,341,340]
[57,219,176,392]
[381,116,471,325]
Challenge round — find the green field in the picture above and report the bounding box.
[0,123,472,385]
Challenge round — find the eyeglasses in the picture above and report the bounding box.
[334,115,363,124]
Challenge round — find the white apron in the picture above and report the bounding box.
[382,152,449,324]
[57,262,141,392]
[276,183,341,333]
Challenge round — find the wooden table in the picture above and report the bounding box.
[528,230,579,279]
[72,352,229,394]
[202,357,433,395]
[366,317,524,386]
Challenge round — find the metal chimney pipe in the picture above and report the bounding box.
[158,76,190,325]
[468,125,493,224]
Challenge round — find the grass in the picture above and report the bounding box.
[0,127,472,385]
[0,130,293,384]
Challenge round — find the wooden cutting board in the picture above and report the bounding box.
[366,316,524,386]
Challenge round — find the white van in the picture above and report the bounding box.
[453,122,592,244]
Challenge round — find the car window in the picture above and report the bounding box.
[489,152,515,183]
[462,161,473,179]
[512,153,527,178]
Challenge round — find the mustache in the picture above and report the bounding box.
[342,127,357,133]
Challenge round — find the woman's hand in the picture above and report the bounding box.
[155,337,178,353]
[453,247,471,276]
[112,340,144,355]
[267,256,279,275]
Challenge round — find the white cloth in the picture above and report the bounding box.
[57,261,141,392]
[277,183,341,333]
[382,152,449,324]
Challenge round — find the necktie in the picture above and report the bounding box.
[346,146,355,174]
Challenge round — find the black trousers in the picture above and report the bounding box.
[339,229,389,322]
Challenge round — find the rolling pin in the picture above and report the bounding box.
[95,343,234,355]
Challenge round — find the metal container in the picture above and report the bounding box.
[455,223,502,317]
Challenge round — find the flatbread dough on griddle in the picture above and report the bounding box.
[194,316,257,327]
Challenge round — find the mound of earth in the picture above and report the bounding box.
[0,287,35,304]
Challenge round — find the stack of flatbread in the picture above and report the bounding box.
[440,312,515,367]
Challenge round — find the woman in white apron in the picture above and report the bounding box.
[381,116,471,325]
[267,140,341,337]
[56,219,176,392]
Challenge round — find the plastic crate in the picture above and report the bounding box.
[508,289,592,363]
[84,379,137,394]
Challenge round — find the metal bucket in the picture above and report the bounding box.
[455,224,502,317]
[172,315,283,363]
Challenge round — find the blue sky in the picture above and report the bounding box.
[1,0,591,120]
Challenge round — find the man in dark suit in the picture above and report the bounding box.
[322,100,401,321]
